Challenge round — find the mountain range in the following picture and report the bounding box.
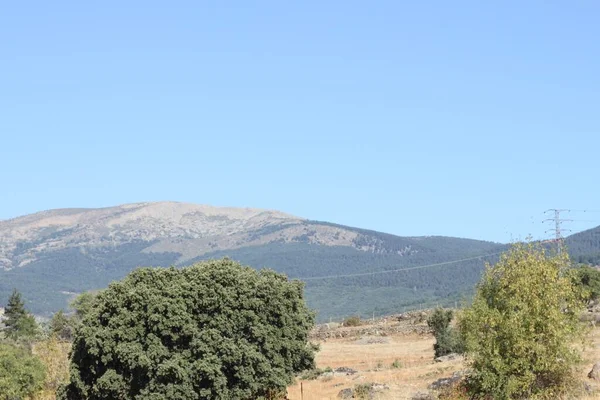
[1,202,598,321]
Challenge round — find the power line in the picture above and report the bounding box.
[297,251,504,281]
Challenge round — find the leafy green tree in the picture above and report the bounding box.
[2,289,38,341]
[0,342,46,400]
[570,265,600,302]
[49,310,74,341]
[459,243,585,399]
[59,258,316,400]
[69,290,100,321]
[427,308,464,358]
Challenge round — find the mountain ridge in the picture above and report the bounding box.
[1,201,597,321]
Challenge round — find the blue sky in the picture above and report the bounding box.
[1,1,599,243]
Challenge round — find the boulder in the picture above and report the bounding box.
[428,371,464,390]
[337,388,353,399]
[334,366,358,376]
[588,362,600,381]
[411,392,436,400]
[434,353,463,363]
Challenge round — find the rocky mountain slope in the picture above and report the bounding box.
[0,202,526,320]
[0,202,422,271]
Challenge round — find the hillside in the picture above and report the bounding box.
[0,202,511,320]
[566,225,600,265]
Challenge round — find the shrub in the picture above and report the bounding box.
[298,366,332,380]
[353,383,374,399]
[391,359,402,369]
[343,316,361,327]
[48,310,75,341]
[459,243,585,399]
[0,342,46,399]
[32,336,71,397]
[570,265,600,302]
[58,259,316,400]
[427,308,464,358]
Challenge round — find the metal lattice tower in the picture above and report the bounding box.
[543,209,572,254]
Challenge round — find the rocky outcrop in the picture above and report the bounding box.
[588,362,600,381]
[434,353,463,363]
[429,370,465,390]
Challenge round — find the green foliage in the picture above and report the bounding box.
[2,289,39,341]
[0,242,181,317]
[298,367,332,380]
[49,310,75,341]
[391,359,402,369]
[459,243,585,399]
[69,291,100,320]
[427,308,464,358]
[433,328,465,358]
[565,225,600,265]
[427,308,453,334]
[570,265,600,302]
[0,235,505,321]
[353,383,374,399]
[0,342,46,400]
[342,316,362,327]
[59,258,316,400]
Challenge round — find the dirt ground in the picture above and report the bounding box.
[287,323,600,400]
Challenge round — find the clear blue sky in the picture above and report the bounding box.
[1,1,599,243]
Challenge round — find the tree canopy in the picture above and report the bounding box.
[0,342,46,400]
[459,243,585,399]
[2,289,38,341]
[570,264,600,302]
[59,258,316,400]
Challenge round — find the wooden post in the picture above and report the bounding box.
[300,382,304,400]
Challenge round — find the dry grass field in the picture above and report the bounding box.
[28,315,600,399]
[287,323,600,400]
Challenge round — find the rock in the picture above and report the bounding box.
[428,371,464,390]
[337,388,353,399]
[334,366,358,376]
[353,336,391,345]
[434,353,463,362]
[371,383,389,392]
[588,362,600,381]
[411,392,436,400]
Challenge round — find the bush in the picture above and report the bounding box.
[427,308,464,358]
[353,383,374,399]
[32,336,70,397]
[570,265,600,302]
[342,316,361,327]
[459,243,585,399]
[433,328,465,358]
[59,258,316,400]
[48,310,75,341]
[0,342,46,399]
[298,367,332,380]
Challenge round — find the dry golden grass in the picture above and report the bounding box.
[287,333,463,400]
[579,326,600,400]
[288,327,600,400]
[31,337,71,400]
[26,324,600,399]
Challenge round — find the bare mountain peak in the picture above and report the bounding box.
[0,202,305,269]
[1,201,301,229]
